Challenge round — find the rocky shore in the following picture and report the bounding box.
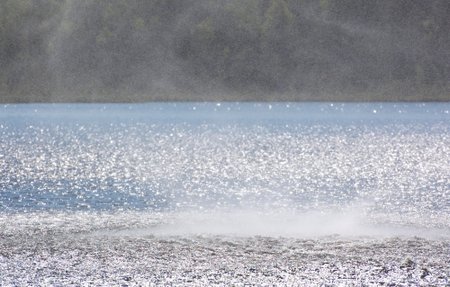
[1,212,448,286]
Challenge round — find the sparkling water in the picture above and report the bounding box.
[1,103,449,285]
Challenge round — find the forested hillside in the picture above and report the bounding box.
[1,0,449,102]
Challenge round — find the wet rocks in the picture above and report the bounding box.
[1,226,449,286]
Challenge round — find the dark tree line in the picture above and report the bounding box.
[1,0,449,102]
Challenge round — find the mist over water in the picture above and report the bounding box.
[118,209,449,239]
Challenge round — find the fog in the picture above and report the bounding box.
[1,0,449,102]
[118,209,448,239]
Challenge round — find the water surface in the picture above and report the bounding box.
[1,102,449,285]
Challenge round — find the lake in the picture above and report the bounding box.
[1,102,449,285]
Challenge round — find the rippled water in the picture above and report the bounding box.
[1,103,449,285]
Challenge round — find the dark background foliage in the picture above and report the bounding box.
[1,0,449,102]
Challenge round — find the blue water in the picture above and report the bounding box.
[1,103,449,230]
[1,102,449,123]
